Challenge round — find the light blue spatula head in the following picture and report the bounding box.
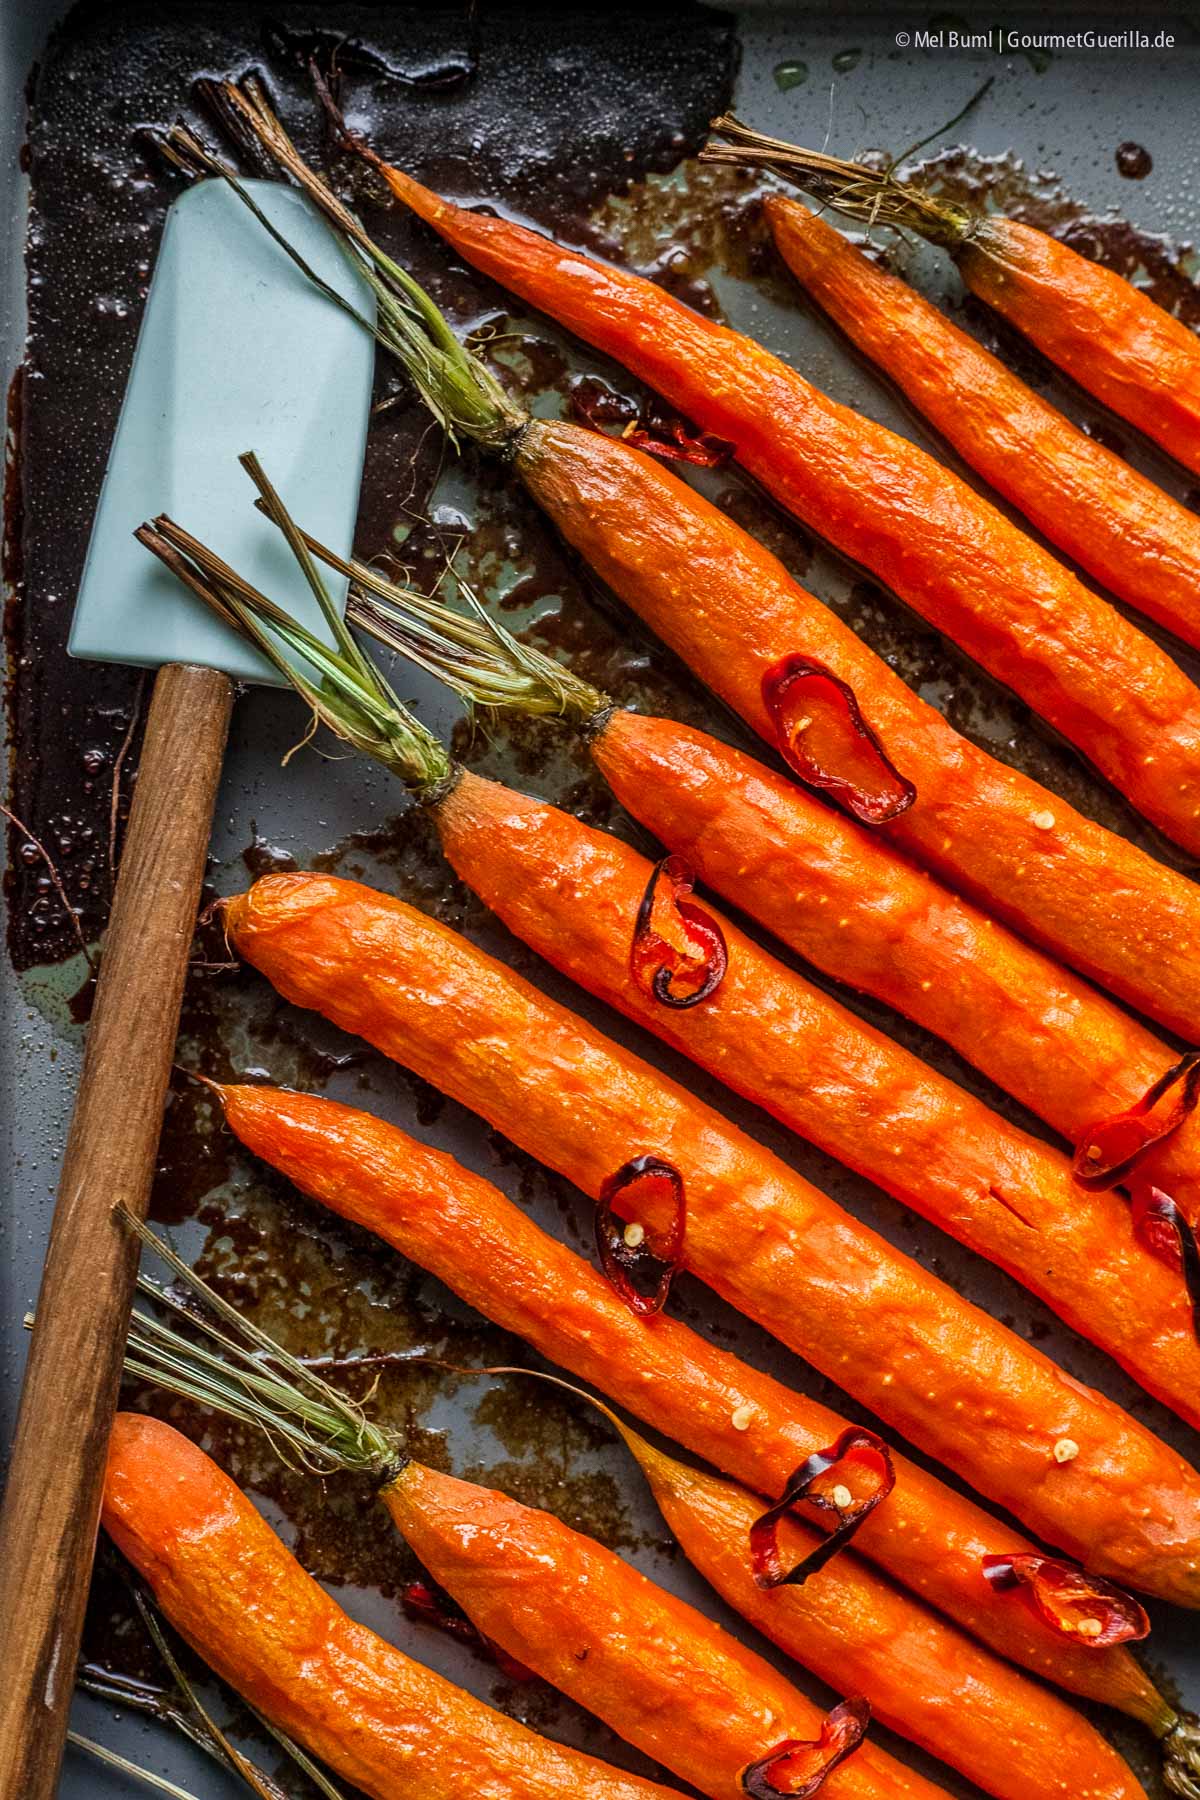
[69,177,376,684]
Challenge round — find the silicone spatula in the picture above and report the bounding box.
[0,175,374,1800]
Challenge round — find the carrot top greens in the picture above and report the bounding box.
[137,451,606,786]
[164,79,526,455]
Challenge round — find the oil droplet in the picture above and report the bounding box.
[773,59,809,91]
[832,47,862,74]
[1116,141,1153,180]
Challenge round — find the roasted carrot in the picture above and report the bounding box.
[175,93,1200,1041]
[439,776,1200,1426]
[385,1458,1137,1800]
[332,133,1200,858]
[587,714,1200,1225]
[343,557,1200,1222]
[763,196,1200,653]
[703,121,1200,479]
[216,1078,1187,1741]
[112,1375,940,1800]
[475,1381,1149,1800]
[147,505,1200,1420]
[514,422,1200,1039]
[102,1413,685,1800]
[222,872,1200,1607]
[126,1204,1164,1800]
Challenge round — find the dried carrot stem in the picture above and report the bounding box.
[101,1414,685,1800]
[361,156,1200,857]
[702,122,1200,479]
[765,196,1200,654]
[216,1079,1178,1732]
[223,874,1200,1607]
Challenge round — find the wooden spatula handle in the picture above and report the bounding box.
[0,661,233,1800]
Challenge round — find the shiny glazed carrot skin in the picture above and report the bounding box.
[516,418,1200,1042]
[766,197,1200,652]
[592,711,1200,1223]
[959,216,1200,479]
[221,1081,1166,1721]
[224,874,1200,1606]
[432,771,1200,1426]
[102,1414,682,1800]
[624,1426,1147,1800]
[385,168,1200,855]
[384,1459,945,1800]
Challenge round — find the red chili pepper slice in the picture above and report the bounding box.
[762,655,916,825]
[622,414,734,468]
[981,1555,1149,1649]
[631,854,729,1010]
[401,1581,535,1681]
[750,1427,894,1589]
[595,1153,686,1318]
[1131,1185,1200,1339]
[1072,1052,1200,1191]
[741,1698,871,1798]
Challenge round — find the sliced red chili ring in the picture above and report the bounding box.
[622,415,734,468]
[1072,1052,1200,1191]
[1131,1185,1200,1339]
[981,1554,1149,1649]
[741,1698,871,1798]
[750,1427,894,1589]
[401,1580,535,1681]
[631,854,729,1010]
[762,655,916,825]
[595,1154,686,1318]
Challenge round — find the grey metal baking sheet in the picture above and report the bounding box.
[3,4,1200,1797]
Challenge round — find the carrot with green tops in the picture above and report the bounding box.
[703,119,1200,479]
[220,869,1200,1607]
[142,498,1200,1420]
[102,1413,686,1800]
[287,92,1200,859]
[120,1224,1160,1800]
[762,196,1200,654]
[166,93,1200,1043]
[338,550,1200,1224]
[215,1077,1198,1761]
[115,1242,935,1800]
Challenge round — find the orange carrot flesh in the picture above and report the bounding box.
[621,1426,1147,1800]
[513,416,1200,1043]
[959,216,1200,478]
[765,197,1200,653]
[102,1414,684,1800]
[382,1459,946,1800]
[382,167,1200,855]
[223,873,1200,1606]
[219,1080,1167,1723]
[429,771,1200,1427]
[590,710,1200,1224]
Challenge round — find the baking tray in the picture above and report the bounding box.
[4,3,1200,1796]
